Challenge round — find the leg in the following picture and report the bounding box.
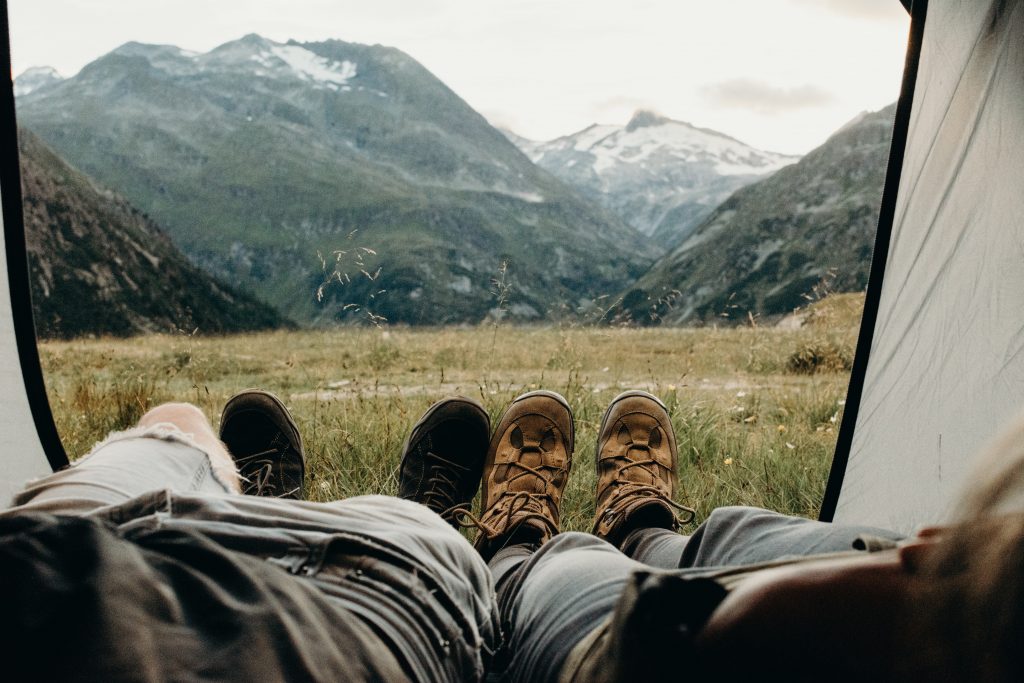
[619,507,905,569]
[140,402,240,490]
[10,402,239,515]
[461,391,617,681]
[489,533,644,682]
[592,392,904,569]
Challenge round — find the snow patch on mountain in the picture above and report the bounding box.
[245,44,357,90]
[14,66,63,97]
[506,111,800,246]
[555,115,794,177]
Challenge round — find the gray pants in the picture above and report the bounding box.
[3,424,498,682]
[490,508,905,682]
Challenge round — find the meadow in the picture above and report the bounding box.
[37,294,863,533]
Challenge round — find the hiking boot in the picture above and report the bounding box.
[471,390,574,559]
[220,389,305,499]
[398,396,490,526]
[592,390,693,546]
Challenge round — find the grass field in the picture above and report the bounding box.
[37,294,864,533]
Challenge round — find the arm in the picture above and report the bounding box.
[691,552,912,681]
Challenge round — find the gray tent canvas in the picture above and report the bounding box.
[821,0,1024,533]
[0,0,1022,534]
[0,3,68,505]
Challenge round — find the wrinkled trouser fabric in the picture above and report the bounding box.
[3,426,499,682]
[489,507,905,682]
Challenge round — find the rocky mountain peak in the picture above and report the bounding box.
[14,66,63,97]
[625,109,672,132]
[507,112,800,247]
[617,103,897,325]
[18,33,653,326]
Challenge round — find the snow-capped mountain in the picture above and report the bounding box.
[507,111,800,248]
[14,66,64,97]
[617,104,895,325]
[17,35,654,325]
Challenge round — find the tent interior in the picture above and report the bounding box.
[1,0,1022,538]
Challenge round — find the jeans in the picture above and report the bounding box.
[490,507,905,682]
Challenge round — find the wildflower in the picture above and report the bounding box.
[724,457,734,465]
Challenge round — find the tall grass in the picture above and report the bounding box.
[38,295,862,532]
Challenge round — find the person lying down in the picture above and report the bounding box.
[0,388,1019,681]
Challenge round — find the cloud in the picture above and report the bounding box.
[790,0,907,22]
[700,79,836,114]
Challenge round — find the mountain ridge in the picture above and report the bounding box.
[18,127,285,338]
[615,103,896,325]
[505,111,799,249]
[17,34,656,325]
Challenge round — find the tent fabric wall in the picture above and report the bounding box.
[0,194,55,505]
[832,0,1024,533]
[0,3,68,506]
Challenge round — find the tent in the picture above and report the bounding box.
[0,4,67,506]
[0,0,1021,537]
[820,0,1024,533]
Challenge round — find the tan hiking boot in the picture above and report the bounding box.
[470,390,574,559]
[592,390,693,546]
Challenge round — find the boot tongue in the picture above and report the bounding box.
[622,446,658,485]
[510,447,548,493]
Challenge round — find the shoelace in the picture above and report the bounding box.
[605,456,695,526]
[422,451,468,518]
[236,447,300,498]
[456,459,563,540]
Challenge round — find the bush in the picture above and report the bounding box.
[786,340,853,374]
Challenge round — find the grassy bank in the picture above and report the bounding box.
[37,294,863,532]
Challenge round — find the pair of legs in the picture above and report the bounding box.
[399,389,906,681]
[8,388,908,680]
[6,392,498,681]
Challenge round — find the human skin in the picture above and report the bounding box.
[138,402,242,493]
[690,547,925,680]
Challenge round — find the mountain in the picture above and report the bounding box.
[14,66,64,97]
[18,127,285,338]
[506,111,798,249]
[615,104,896,325]
[16,35,656,325]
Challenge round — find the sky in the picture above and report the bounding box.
[8,0,910,155]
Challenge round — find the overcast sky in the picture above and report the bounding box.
[8,0,910,155]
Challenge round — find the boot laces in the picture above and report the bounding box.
[236,445,300,498]
[604,446,694,526]
[456,459,562,539]
[422,450,469,518]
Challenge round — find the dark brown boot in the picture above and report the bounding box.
[397,396,490,527]
[470,390,574,559]
[592,390,693,546]
[220,389,306,499]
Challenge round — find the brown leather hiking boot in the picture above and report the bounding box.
[592,390,693,546]
[470,390,574,559]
